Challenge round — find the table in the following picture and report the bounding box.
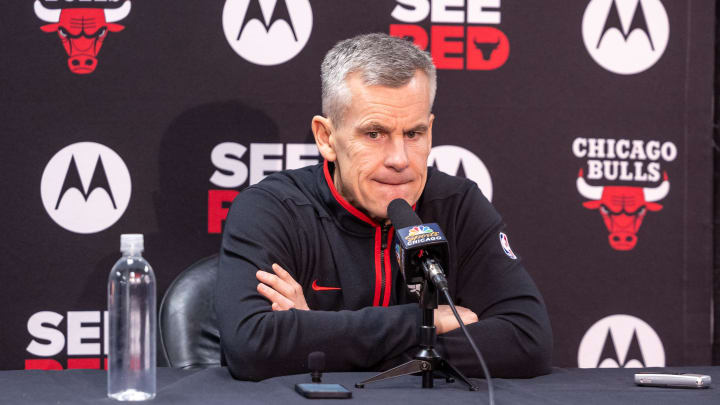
[1,366,717,404]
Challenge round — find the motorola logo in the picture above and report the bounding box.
[578,314,665,368]
[427,145,493,201]
[222,0,313,66]
[41,142,131,234]
[582,0,669,75]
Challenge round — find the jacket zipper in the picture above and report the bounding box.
[373,227,382,306]
[380,224,393,306]
[322,161,394,307]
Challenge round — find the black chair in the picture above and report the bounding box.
[159,254,222,369]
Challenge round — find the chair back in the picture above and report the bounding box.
[159,254,222,369]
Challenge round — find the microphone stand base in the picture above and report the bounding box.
[357,279,479,391]
[355,355,479,391]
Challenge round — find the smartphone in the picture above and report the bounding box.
[634,373,711,388]
[295,383,353,399]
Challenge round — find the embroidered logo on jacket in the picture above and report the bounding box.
[499,232,517,259]
[311,280,341,291]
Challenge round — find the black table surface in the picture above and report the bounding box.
[1,366,717,404]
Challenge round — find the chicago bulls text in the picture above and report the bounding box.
[573,137,677,182]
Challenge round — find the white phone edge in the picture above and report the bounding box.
[634,373,711,388]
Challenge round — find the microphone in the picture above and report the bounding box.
[387,199,449,291]
[296,351,352,398]
[384,200,495,404]
[308,351,325,383]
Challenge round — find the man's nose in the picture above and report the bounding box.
[384,135,409,171]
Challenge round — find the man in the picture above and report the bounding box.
[216,33,552,381]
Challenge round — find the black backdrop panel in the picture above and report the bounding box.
[0,0,713,371]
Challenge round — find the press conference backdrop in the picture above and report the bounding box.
[0,0,714,371]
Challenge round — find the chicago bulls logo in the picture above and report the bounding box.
[576,169,669,250]
[34,0,131,74]
[467,27,510,71]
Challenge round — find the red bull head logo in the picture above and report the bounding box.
[577,169,669,251]
[34,0,131,74]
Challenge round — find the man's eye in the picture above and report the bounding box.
[367,132,379,139]
[406,131,417,138]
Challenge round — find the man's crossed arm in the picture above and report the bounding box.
[255,263,479,334]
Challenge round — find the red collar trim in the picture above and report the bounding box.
[323,160,378,227]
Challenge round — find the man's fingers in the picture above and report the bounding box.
[435,305,478,334]
[464,310,479,324]
[256,270,295,298]
[271,263,302,289]
[257,282,295,310]
[271,263,290,279]
[256,265,310,311]
[452,306,478,325]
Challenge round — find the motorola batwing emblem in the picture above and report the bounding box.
[582,0,669,75]
[41,142,131,234]
[222,0,313,66]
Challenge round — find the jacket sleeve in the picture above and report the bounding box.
[435,185,553,378]
[215,187,420,381]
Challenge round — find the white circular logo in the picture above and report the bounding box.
[222,0,313,66]
[40,142,131,234]
[582,0,669,75]
[578,314,665,368]
[428,145,493,201]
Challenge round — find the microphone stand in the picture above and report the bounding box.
[355,278,479,391]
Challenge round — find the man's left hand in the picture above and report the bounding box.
[256,263,310,311]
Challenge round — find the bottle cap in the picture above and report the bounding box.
[120,234,144,254]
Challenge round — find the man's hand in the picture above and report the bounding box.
[256,263,310,311]
[435,305,478,334]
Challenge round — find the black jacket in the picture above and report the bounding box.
[216,161,552,381]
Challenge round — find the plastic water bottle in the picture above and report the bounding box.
[108,234,156,401]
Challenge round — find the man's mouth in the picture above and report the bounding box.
[373,179,412,186]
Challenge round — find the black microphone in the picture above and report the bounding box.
[387,198,421,229]
[308,351,325,383]
[387,199,449,291]
[296,351,352,398]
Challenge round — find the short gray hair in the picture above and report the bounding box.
[321,33,437,127]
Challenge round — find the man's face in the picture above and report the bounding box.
[329,71,433,222]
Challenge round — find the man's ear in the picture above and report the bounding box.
[312,115,337,162]
[428,113,434,149]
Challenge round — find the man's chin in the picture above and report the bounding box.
[372,196,417,221]
[361,184,420,220]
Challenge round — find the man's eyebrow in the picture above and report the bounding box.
[356,122,392,133]
[405,124,429,133]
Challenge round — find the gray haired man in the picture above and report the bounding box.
[216,33,552,381]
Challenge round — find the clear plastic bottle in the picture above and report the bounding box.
[107,234,156,401]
